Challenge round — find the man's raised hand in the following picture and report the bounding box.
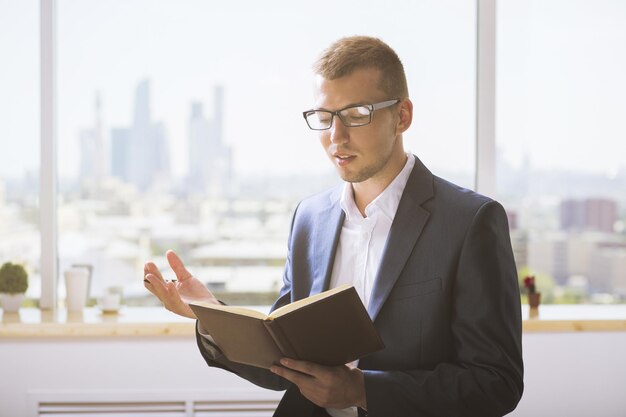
[143,250,219,319]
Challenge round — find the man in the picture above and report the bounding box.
[144,36,523,417]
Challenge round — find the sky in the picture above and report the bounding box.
[1,0,625,183]
[496,0,626,177]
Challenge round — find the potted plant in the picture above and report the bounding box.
[523,275,541,309]
[0,262,29,313]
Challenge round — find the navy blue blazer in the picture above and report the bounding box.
[197,155,524,417]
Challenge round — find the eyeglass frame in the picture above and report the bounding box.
[302,98,401,130]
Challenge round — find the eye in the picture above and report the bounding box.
[340,106,370,125]
[343,106,367,117]
[316,112,332,124]
[355,106,370,116]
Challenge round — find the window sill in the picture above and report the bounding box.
[521,304,626,332]
[1,305,625,338]
[0,307,195,338]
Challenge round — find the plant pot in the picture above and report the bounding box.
[528,292,541,308]
[0,293,25,313]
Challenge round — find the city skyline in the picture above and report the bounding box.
[3,1,626,183]
[1,1,626,305]
[79,80,233,195]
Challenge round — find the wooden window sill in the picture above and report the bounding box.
[0,307,195,337]
[1,305,625,338]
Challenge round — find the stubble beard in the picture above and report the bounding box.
[337,148,395,184]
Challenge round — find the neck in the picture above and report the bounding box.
[352,152,408,217]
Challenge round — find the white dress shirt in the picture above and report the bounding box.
[199,154,416,417]
[326,154,415,417]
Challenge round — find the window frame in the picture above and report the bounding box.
[40,0,58,309]
[38,0,497,309]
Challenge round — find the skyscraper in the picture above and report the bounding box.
[187,85,232,196]
[127,79,170,190]
[78,92,107,192]
[110,127,131,182]
[560,198,618,233]
[188,102,211,191]
[79,128,96,179]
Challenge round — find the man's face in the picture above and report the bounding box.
[314,68,407,185]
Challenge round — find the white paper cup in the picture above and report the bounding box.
[99,293,121,313]
[64,267,90,312]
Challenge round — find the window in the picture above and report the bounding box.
[0,0,40,304]
[497,0,626,303]
[55,0,476,305]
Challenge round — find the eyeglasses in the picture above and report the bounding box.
[302,99,401,130]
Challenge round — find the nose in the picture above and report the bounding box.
[329,114,349,144]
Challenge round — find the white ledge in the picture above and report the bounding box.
[1,305,625,338]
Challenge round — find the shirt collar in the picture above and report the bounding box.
[339,183,361,222]
[339,153,415,222]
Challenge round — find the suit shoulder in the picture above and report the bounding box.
[433,176,491,206]
[287,184,342,243]
[430,175,505,218]
[296,184,342,214]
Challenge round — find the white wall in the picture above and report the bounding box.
[1,332,625,416]
[0,336,281,416]
[511,332,626,417]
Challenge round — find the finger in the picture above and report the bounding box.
[147,274,182,307]
[143,262,165,284]
[145,275,195,318]
[144,273,166,296]
[270,364,313,386]
[144,261,165,282]
[278,358,321,377]
[166,250,193,282]
[163,281,197,318]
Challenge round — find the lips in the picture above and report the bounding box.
[333,153,356,167]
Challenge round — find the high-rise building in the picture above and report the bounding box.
[585,198,618,233]
[560,198,618,233]
[79,128,96,179]
[133,79,151,128]
[126,79,170,190]
[509,229,528,275]
[151,121,170,179]
[78,93,107,193]
[590,244,626,295]
[527,232,623,293]
[110,127,131,181]
[187,85,232,196]
[188,102,211,191]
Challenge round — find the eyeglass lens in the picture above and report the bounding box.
[306,105,372,129]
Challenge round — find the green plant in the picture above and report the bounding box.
[0,262,29,294]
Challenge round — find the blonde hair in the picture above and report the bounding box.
[313,36,409,98]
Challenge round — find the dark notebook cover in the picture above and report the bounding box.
[190,285,384,369]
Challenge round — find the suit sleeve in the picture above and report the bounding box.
[362,201,524,417]
[195,320,290,391]
[194,205,302,392]
[194,269,294,391]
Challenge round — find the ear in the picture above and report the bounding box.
[395,98,413,135]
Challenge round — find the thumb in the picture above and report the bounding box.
[166,250,193,282]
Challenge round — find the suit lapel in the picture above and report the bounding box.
[368,156,434,321]
[310,187,344,295]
